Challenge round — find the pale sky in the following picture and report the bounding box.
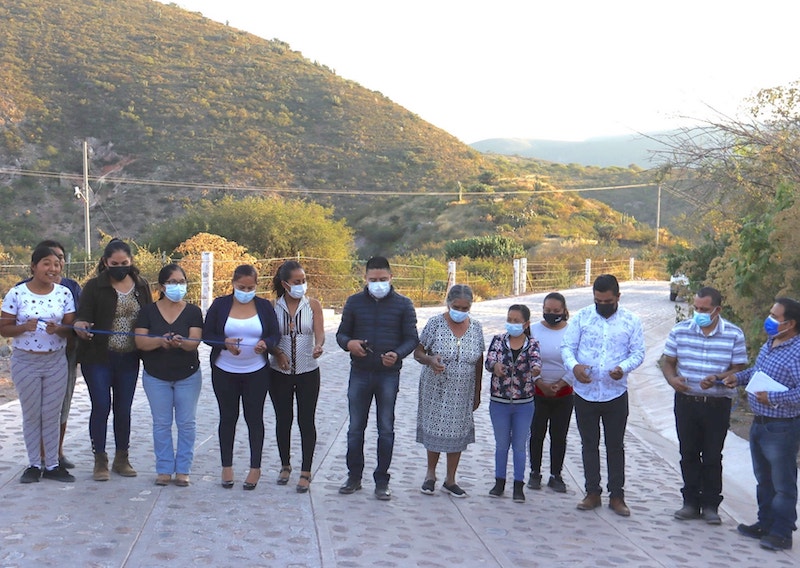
[162,0,798,143]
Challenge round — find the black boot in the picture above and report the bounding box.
[513,480,525,503]
[489,478,505,497]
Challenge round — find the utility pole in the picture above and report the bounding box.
[655,182,662,248]
[73,140,91,257]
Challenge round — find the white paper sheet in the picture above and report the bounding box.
[745,370,789,394]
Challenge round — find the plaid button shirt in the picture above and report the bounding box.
[735,334,800,418]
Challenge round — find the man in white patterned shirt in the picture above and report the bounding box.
[561,274,645,517]
[661,286,747,525]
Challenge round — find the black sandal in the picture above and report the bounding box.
[296,473,312,493]
[277,465,292,485]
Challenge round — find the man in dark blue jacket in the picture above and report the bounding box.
[336,256,418,500]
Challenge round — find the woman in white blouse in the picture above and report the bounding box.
[1,244,76,483]
[269,261,325,493]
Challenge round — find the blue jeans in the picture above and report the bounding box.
[490,399,535,481]
[142,369,202,475]
[750,416,800,539]
[346,368,400,485]
[82,351,140,454]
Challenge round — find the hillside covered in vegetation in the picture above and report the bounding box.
[0,0,675,260]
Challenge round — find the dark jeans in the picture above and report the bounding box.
[530,393,574,477]
[82,351,140,454]
[674,393,731,508]
[574,392,628,498]
[211,364,270,469]
[269,368,320,472]
[750,416,800,539]
[346,367,400,485]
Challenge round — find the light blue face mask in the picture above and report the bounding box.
[505,322,525,337]
[234,288,256,304]
[449,308,469,323]
[368,281,391,299]
[287,283,307,299]
[692,311,713,328]
[164,283,187,303]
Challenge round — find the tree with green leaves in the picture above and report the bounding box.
[147,195,354,262]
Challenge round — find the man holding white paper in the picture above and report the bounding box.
[722,297,800,552]
[662,286,747,525]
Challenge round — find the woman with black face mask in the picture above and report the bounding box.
[527,292,574,494]
[74,239,153,481]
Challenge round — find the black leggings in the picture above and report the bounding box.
[268,368,320,472]
[211,364,270,469]
[529,393,574,476]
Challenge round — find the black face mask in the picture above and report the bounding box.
[107,265,131,281]
[595,302,617,318]
[543,313,565,326]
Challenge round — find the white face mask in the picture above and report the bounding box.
[287,283,307,299]
[367,281,391,299]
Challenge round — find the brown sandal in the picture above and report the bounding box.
[296,472,312,493]
[277,465,292,485]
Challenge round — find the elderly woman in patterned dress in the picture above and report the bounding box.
[414,284,484,498]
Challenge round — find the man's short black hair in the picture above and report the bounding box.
[366,256,391,272]
[696,286,722,307]
[775,297,800,328]
[593,274,619,296]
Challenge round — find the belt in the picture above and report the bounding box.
[753,415,799,424]
[677,393,731,405]
[491,396,534,405]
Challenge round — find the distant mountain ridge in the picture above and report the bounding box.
[471,133,674,168]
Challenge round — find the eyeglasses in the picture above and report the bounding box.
[165,280,187,285]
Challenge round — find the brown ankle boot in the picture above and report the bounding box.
[93,452,110,481]
[111,450,137,477]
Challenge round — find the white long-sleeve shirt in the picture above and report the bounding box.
[560,304,645,402]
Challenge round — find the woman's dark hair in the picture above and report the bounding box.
[156,263,186,300]
[543,291,569,321]
[97,238,140,277]
[157,263,186,286]
[272,260,303,297]
[508,303,531,337]
[30,245,59,270]
[233,264,258,282]
[36,239,66,255]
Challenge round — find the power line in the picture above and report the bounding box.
[0,166,659,196]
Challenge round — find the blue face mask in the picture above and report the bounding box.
[692,311,713,328]
[164,283,187,303]
[234,288,256,304]
[505,322,525,337]
[764,315,782,337]
[287,283,307,299]
[449,309,469,323]
[368,281,391,299]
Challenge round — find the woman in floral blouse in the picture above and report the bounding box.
[485,304,541,503]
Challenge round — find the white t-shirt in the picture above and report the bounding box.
[530,321,572,385]
[2,283,75,352]
[215,314,267,373]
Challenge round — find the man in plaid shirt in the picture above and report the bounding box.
[723,297,800,552]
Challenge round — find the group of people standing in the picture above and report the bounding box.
[1,239,323,493]
[661,286,800,552]
[337,263,645,512]
[2,244,799,553]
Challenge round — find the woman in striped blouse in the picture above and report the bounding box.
[269,260,325,493]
